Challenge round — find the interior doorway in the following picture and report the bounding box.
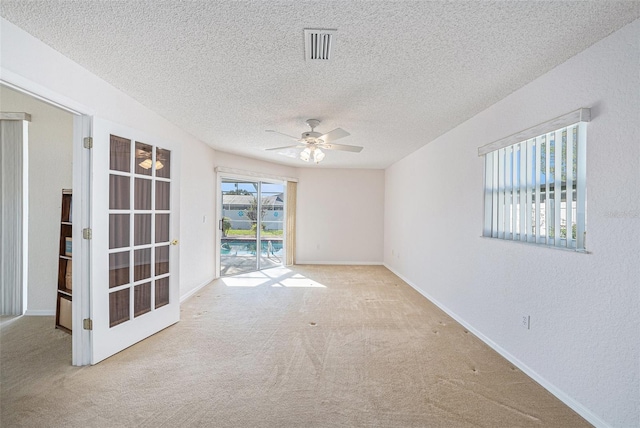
[219,179,285,276]
[0,81,92,365]
[0,85,74,319]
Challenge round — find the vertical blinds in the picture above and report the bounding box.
[479,109,589,251]
[0,115,30,315]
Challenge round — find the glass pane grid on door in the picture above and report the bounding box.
[109,135,171,328]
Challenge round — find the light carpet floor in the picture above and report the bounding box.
[1,265,590,427]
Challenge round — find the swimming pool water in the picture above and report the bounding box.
[221,239,283,256]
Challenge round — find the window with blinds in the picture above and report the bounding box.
[479,109,589,251]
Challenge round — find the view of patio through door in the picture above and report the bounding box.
[220,179,284,276]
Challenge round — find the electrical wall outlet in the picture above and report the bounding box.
[521,315,530,330]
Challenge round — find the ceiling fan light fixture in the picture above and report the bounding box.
[138,158,152,169]
[138,159,164,170]
[300,147,312,162]
[313,148,325,163]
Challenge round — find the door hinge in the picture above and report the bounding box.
[82,228,92,240]
[83,318,93,330]
[83,137,93,149]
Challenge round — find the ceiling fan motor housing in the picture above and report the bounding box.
[303,131,322,139]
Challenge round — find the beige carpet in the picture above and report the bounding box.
[1,265,589,427]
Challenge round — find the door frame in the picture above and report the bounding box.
[215,167,296,278]
[0,74,93,366]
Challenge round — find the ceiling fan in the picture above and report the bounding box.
[265,119,363,164]
[136,146,165,170]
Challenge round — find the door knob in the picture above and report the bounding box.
[171,239,179,246]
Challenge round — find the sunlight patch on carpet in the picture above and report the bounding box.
[221,267,326,288]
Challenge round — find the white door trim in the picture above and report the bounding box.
[72,114,92,366]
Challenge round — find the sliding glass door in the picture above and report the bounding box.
[259,183,284,271]
[220,180,284,276]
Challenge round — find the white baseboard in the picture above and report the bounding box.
[24,309,55,316]
[383,263,610,428]
[180,276,216,303]
[295,261,383,266]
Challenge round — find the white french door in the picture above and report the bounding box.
[90,118,180,364]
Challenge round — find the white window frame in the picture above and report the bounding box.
[479,108,589,251]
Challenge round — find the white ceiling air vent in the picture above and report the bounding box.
[304,29,336,61]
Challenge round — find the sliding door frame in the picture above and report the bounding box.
[215,168,296,278]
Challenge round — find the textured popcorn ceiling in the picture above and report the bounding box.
[1,1,638,168]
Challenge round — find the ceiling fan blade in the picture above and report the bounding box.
[266,130,300,140]
[319,128,350,143]
[265,145,302,151]
[321,142,363,153]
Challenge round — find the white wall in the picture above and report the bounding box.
[179,139,217,298]
[1,18,217,300]
[213,151,298,179]
[1,86,74,314]
[384,20,639,428]
[297,168,384,264]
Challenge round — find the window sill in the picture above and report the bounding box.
[479,235,590,254]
